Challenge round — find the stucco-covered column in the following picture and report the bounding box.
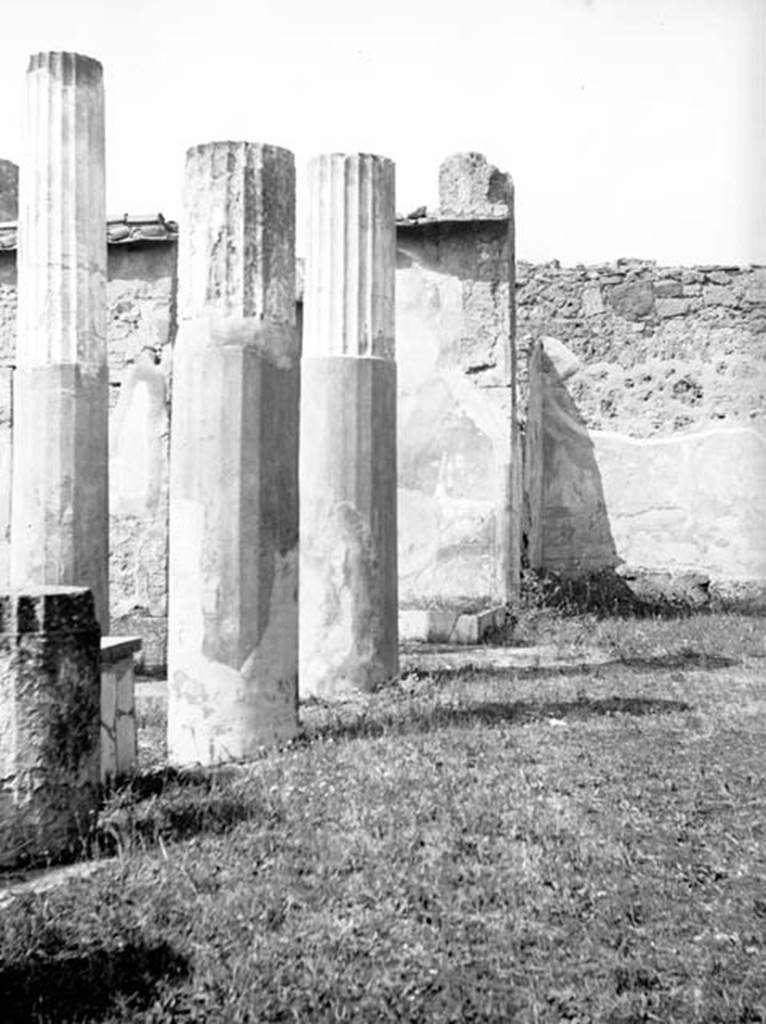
[10,53,109,630]
[300,153,398,698]
[167,142,299,765]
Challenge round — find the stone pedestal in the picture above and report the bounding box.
[100,635,141,785]
[300,153,398,698]
[167,142,299,766]
[0,587,101,868]
[10,53,109,631]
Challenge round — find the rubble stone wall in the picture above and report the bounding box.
[517,259,766,435]
[518,260,766,596]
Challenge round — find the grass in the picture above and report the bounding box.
[1,611,765,1022]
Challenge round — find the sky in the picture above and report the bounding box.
[0,0,763,266]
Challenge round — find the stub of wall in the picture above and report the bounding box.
[396,220,513,609]
[531,336,766,597]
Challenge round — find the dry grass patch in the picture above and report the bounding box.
[1,612,765,1022]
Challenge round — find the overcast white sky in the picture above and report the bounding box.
[0,0,763,265]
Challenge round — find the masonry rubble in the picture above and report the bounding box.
[166,141,300,764]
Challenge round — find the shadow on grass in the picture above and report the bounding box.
[1,940,188,1023]
[96,770,282,857]
[402,649,739,682]
[308,694,694,743]
[618,651,739,670]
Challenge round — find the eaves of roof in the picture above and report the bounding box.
[0,214,179,251]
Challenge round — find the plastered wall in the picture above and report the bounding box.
[521,259,766,597]
[396,218,515,609]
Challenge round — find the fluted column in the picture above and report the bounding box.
[300,153,398,698]
[10,53,109,630]
[167,142,299,765]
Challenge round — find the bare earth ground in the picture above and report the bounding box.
[1,612,765,1022]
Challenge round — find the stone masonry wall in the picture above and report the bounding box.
[516,259,766,435]
[518,260,766,595]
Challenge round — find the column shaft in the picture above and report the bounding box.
[167,142,299,765]
[10,52,109,630]
[300,153,398,698]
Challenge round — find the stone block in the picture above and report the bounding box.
[438,152,512,220]
[399,604,510,644]
[399,608,457,643]
[655,280,683,298]
[656,297,694,318]
[541,336,580,380]
[0,587,100,868]
[606,280,655,320]
[581,285,604,315]
[744,269,766,304]
[703,284,738,307]
[707,270,733,286]
[100,635,140,784]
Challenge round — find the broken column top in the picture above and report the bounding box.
[27,51,103,83]
[179,141,296,327]
[438,152,513,220]
[304,152,396,359]
[0,160,18,222]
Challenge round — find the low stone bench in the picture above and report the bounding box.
[100,636,142,785]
